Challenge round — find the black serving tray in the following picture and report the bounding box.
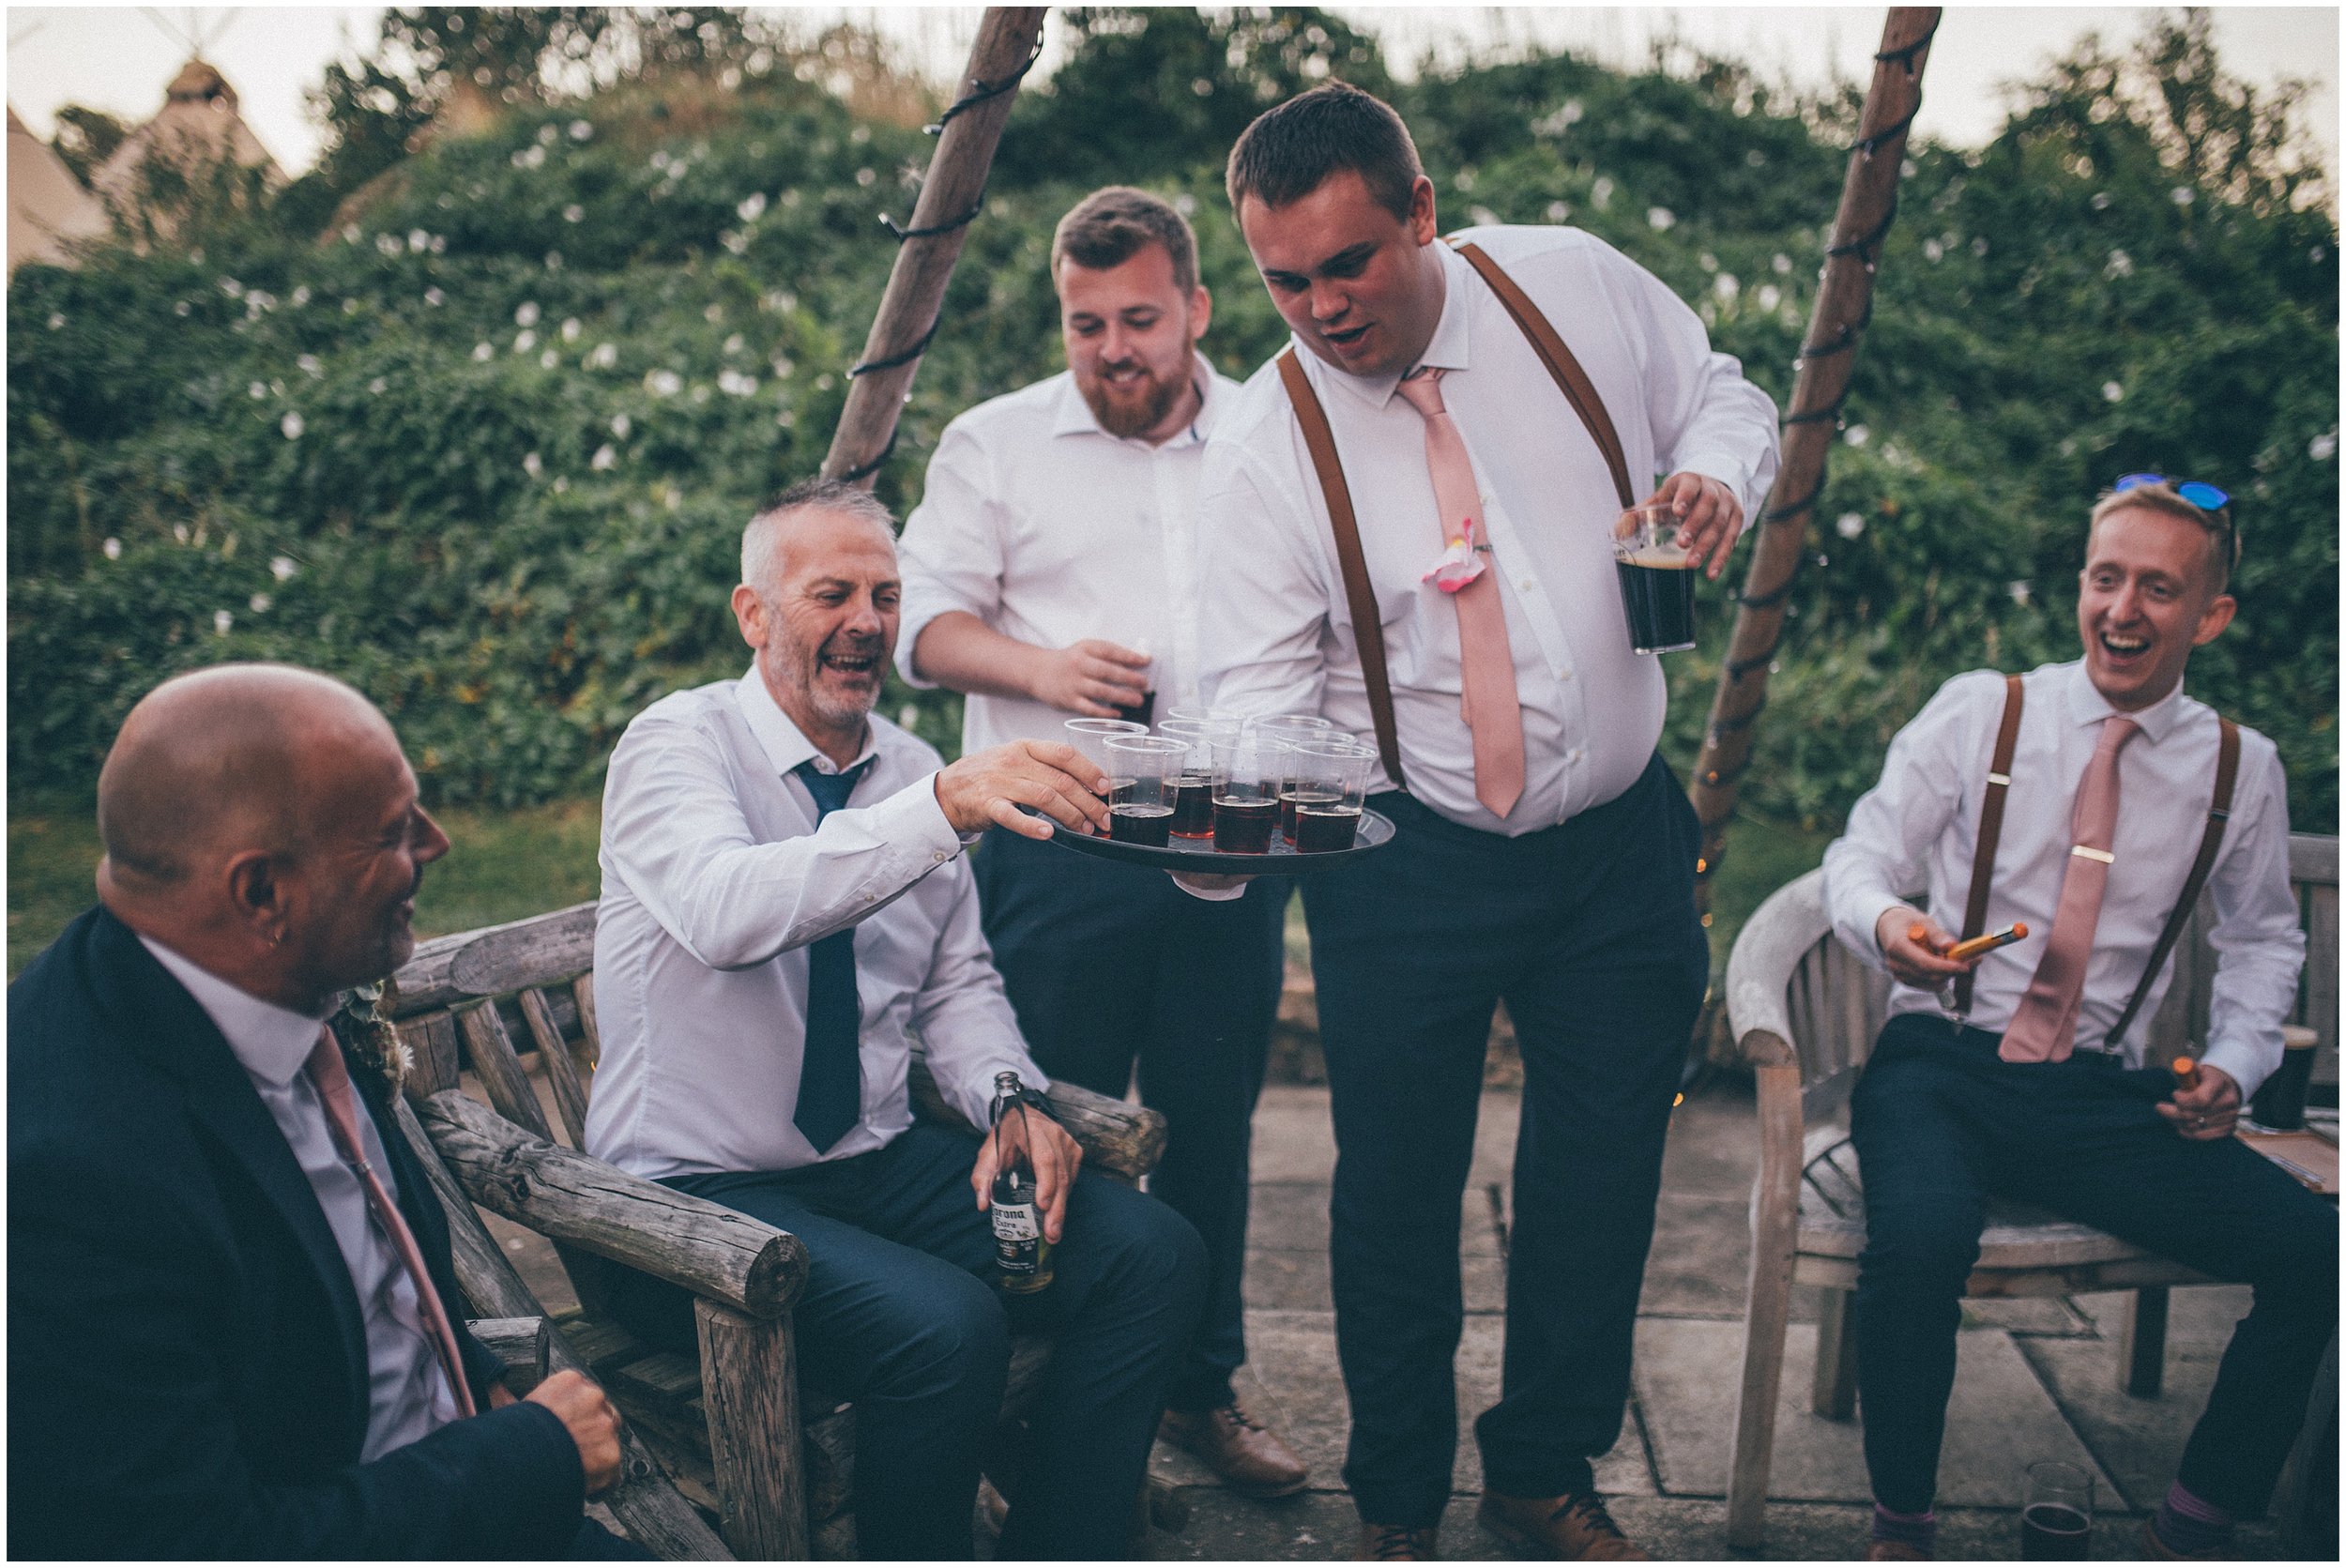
[1030,805,1395,874]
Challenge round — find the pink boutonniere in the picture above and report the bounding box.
[1421,515,1487,593]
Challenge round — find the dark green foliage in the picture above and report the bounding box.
[8,9,2335,833]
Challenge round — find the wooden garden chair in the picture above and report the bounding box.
[1719,834,2338,1548]
[376,901,1170,1560]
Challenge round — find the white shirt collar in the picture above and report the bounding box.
[2059,658,2189,746]
[1317,239,1475,412]
[139,935,329,1090]
[1047,354,1221,447]
[734,665,882,779]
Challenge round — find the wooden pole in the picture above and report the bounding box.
[821,8,1048,488]
[1690,8,1941,910]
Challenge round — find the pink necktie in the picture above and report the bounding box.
[1396,368,1524,818]
[1999,715,2140,1062]
[307,1030,478,1418]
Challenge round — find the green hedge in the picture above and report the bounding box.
[8,10,2335,830]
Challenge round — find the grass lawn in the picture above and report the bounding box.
[12,791,1826,985]
[8,793,604,980]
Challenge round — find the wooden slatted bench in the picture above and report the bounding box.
[377,901,1170,1560]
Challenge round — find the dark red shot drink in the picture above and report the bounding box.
[1168,774,1217,838]
[1277,788,1339,842]
[1108,803,1174,846]
[1211,795,1277,854]
[1294,803,1362,852]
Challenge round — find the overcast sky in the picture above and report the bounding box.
[8,6,2338,181]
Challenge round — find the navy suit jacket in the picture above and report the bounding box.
[8,906,586,1559]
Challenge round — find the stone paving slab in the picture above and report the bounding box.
[2016,1326,2226,1513]
[1632,1317,2119,1506]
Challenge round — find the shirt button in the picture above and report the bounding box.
[1518,577,1537,593]
[1558,668,1575,681]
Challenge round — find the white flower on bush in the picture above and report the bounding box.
[1836,511,1866,539]
[249,593,271,614]
[368,376,388,395]
[537,123,559,146]
[1923,237,1943,262]
[281,412,305,440]
[512,144,546,170]
[737,192,768,221]
[1647,206,1675,230]
[646,370,684,397]
[590,444,618,471]
[1546,200,1571,221]
[1757,283,1781,312]
[855,167,876,187]
[175,300,191,316]
[214,610,234,635]
[724,332,745,355]
[1773,252,1792,274]
[2102,381,2125,403]
[249,381,268,400]
[569,119,592,141]
[2091,191,2112,210]
[103,538,122,560]
[375,233,403,257]
[425,287,446,307]
[290,286,312,308]
[563,204,585,223]
[515,302,541,327]
[611,413,632,438]
[2008,581,2032,606]
[541,349,559,369]
[2171,186,2195,206]
[704,303,724,324]
[544,250,560,271]
[1713,273,1739,302]
[297,354,322,377]
[718,370,759,397]
[2310,432,2338,462]
[406,229,430,253]
[1591,176,1614,209]
[2105,250,2133,279]
[588,343,618,370]
[270,555,297,581]
[472,343,495,361]
[1971,236,1988,256]
[515,329,537,352]
[175,524,190,544]
[1469,205,1500,227]
[524,451,543,479]
[1844,424,1869,447]
[561,318,582,342]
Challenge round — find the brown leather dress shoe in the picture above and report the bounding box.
[1159,1402,1310,1498]
[1479,1490,1650,1560]
[1865,1541,1932,1561]
[1355,1523,1441,1560]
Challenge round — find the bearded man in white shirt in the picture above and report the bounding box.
[895,187,1309,1496]
[585,480,1207,1560]
[1820,480,2333,1563]
[1194,84,1780,1560]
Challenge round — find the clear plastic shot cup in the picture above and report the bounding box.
[1288,738,1372,851]
[1100,734,1185,846]
[1208,736,1283,854]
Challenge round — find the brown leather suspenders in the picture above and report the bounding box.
[1273,239,1635,793]
[1954,674,2243,1044]
[1953,676,2026,1015]
[2109,714,2240,1047]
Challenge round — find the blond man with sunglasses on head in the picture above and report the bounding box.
[1820,475,2332,1561]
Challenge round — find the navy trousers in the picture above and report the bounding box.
[975,828,1287,1411]
[659,1126,1206,1560]
[1301,754,1710,1527]
[1851,1012,2339,1517]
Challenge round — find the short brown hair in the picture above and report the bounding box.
[1051,186,1199,296]
[1226,82,1424,227]
[2089,480,2238,595]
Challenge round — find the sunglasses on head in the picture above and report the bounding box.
[2113,472,2230,512]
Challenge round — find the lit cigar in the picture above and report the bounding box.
[1944,923,2028,963]
[2172,1057,2201,1093]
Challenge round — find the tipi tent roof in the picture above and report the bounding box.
[8,105,111,272]
[89,56,282,222]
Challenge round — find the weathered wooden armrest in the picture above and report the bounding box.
[419,1089,807,1318]
[906,1054,1166,1180]
[467,1316,551,1384]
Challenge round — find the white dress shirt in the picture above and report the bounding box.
[139,937,460,1463]
[896,356,1237,754]
[1195,226,1780,836]
[1820,661,2303,1097]
[584,667,1049,1180]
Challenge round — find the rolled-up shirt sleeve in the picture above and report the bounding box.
[1822,671,1998,971]
[909,866,1050,1128]
[601,709,965,971]
[1606,242,1781,517]
[896,419,1007,691]
[2196,740,2306,1102]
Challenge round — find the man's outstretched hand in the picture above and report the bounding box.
[935,740,1109,841]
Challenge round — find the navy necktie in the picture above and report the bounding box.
[793,757,871,1154]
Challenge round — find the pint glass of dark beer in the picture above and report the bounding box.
[1612,503,1699,654]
